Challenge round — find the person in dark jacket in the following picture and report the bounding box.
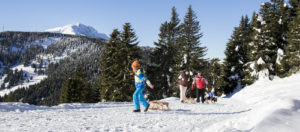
[177,71,190,103]
[192,71,209,103]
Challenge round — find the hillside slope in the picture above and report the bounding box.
[0,31,105,105]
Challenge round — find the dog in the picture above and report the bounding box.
[205,96,217,103]
[184,97,195,103]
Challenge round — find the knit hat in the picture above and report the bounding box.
[131,60,140,73]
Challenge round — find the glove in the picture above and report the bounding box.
[149,83,154,89]
[146,80,154,89]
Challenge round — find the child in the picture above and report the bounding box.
[207,88,217,103]
[131,60,154,112]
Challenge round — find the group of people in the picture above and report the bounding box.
[130,60,215,112]
[177,70,212,103]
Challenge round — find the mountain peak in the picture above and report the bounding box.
[45,23,109,40]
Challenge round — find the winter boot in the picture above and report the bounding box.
[144,104,150,112]
[133,109,141,112]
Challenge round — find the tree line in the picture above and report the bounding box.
[2,0,300,105]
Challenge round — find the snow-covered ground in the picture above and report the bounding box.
[0,73,299,132]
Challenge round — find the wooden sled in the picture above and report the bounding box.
[148,101,170,111]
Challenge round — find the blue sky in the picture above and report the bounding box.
[0,0,270,59]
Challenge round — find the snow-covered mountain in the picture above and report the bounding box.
[45,23,109,40]
[0,32,105,104]
[0,72,299,131]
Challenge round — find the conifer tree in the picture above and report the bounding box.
[118,23,141,101]
[243,12,261,84]
[99,29,122,101]
[256,0,288,78]
[276,1,290,76]
[60,67,96,103]
[223,16,251,94]
[207,58,226,96]
[289,0,300,19]
[283,2,300,74]
[179,5,207,73]
[99,23,141,102]
[150,7,181,99]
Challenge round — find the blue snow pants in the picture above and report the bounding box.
[133,83,149,109]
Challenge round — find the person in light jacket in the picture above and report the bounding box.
[177,70,190,103]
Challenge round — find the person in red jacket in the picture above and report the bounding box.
[192,71,209,103]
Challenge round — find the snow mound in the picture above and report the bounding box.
[45,23,109,40]
[253,100,300,132]
[0,102,49,112]
[205,72,300,131]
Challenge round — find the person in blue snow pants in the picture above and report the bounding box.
[131,60,154,112]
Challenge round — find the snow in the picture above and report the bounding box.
[0,75,47,97]
[231,66,235,72]
[32,37,62,48]
[249,62,255,70]
[235,46,239,51]
[0,75,7,87]
[253,27,261,33]
[253,101,300,132]
[211,72,300,131]
[166,75,171,87]
[45,23,109,40]
[257,57,265,65]
[0,64,47,97]
[249,42,254,46]
[279,18,282,24]
[257,15,266,25]
[0,73,300,131]
[189,71,193,76]
[257,69,270,80]
[276,48,284,64]
[183,54,187,64]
